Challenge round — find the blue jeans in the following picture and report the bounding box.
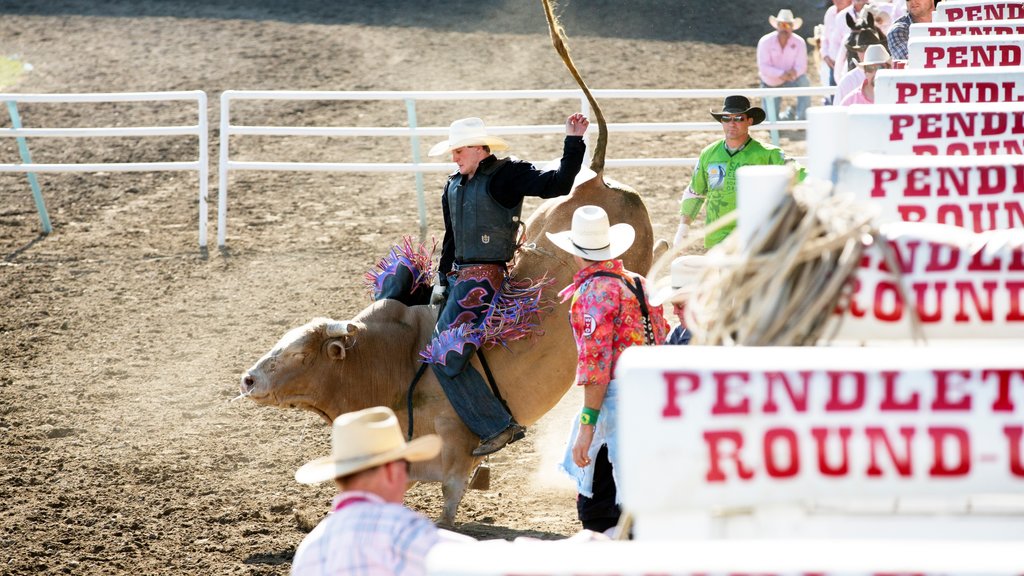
[761,74,811,120]
[430,266,512,441]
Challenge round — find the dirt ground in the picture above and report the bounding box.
[0,1,825,573]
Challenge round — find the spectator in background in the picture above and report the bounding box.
[821,0,854,102]
[888,0,936,60]
[832,0,870,84]
[289,406,472,576]
[673,95,804,249]
[757,9,810,121]
[840,44,892,106]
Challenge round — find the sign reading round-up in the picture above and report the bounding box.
[908,35,1024,68]
[834,153,1024,232]
[909,19,1024,38]
[831,223,1024,341]
[843,102,1024,156]
[616,346,1024,513]
[934,0,1024,22]
[875,66,1024,104]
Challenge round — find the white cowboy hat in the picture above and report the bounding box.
[769,9,804,31]
[856,44,892,68]
[295,406,441,485]
[428,117,510,157]
[650,255,707,306]
[546,205,635,261]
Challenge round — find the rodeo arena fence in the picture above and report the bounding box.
[2,86,829,248]
[6,1,1024,573]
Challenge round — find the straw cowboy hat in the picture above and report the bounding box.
[856,44,892,68]
[769,9,803,31]
[546,205,635,261]
[650,255,707,306]
[428,117,510,157]
[295,406,441,484]
[709,95,767,126]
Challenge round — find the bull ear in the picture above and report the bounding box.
[327,340,347,360]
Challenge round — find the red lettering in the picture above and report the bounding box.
[1008,281,1024,321]
[937,203,966,228]
[926,244,959,272]
[932,370,973,411]
[889,115,913,141]
[898,204,927,223]
[977,166,1007,195]
[661,371,700,418]
[955,280,997,322]
[936,166,971,196]
[928,427,970,477]
[711,372,750,415]
[880,371,919,410]
[704,430,754,482]
[874,281,904,322]
[912,281,946,323]
[764,428,800,478]
[763,372,810,413]
[924,46,945,68]
[896,83,917,104]
[919,113,942,139]
[811,427,851,476]
[825,372,866,411]
[871,168,899,197]
[983,369,1024,412]
[1007,426,1024,477]
[906,168,931,197]
[922,82,941,103]
[866,426,915,477]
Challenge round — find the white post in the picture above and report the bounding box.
[735,164,792,252]
[217,91,230,248]
[806,105,848,183]
[197,91,209,249]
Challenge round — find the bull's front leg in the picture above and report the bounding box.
[434,415,481,528]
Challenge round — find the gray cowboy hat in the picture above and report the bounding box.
[709,95,766,125]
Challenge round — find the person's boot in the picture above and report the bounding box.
[471,423,526,456]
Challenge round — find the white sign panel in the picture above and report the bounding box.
[834,152,1024,232]
[834,223,1024,341]
[844,102,1024,156]
[875,66,1024,104]
[935,0,1024,22]
[908,35,1024,68]
[910,18,1024,37]
[616,346,1024,514]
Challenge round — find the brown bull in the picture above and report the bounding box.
[240,180,652,526]
[242,0,656,526]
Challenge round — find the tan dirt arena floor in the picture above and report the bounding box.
[1,1,824,573]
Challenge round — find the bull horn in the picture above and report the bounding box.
[325,321,358,338]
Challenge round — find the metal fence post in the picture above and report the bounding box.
[5,100,51,234]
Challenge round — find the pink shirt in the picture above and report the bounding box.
[840,82,873,106]
[757,31,808,86]
[558,260,669,388]
[822,5,844,65]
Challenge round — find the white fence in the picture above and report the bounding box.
[0,91,210,245]
[217,86,833,248]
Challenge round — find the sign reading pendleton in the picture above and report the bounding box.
[617,347,1024,511]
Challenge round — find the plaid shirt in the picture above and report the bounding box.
[559,260,669,388]
[887,14,912,60]
[290,491,438,576]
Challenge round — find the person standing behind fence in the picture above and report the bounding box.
[425,114,589,458]
[289,406,473,576]
[757,9,811,121]
[651,255,706,346]
[673,95,804,249]
[821,0,854,102]
[840,44,892,106]
[547,205,669,536]
[887,0,936,61]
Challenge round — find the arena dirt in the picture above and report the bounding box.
[0,1,822,573]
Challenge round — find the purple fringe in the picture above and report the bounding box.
[419,275,554,364]
[364,236,435,299]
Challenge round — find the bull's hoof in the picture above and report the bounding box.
[469,464,490,490]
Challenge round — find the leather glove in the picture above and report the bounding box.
[430,284,448,306]
[673,221,690,247]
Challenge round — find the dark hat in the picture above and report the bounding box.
[709,95,766,125]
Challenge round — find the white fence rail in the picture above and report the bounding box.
[218,86,833,248]
[0,91,210,246]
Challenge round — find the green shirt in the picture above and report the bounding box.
[681,137,802,248]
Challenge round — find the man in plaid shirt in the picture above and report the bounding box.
[887,0,936,60]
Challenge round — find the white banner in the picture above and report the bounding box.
[875,66,1024,104]
[616,345,1024,514]
[908,35,1024,68]
[844,102,1024,156]
[834,153,1024,233]
[909,18,1024,37]
[833,223,1024,340]
[935,0,1024,22]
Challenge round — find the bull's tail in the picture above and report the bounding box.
[541,0,607,175]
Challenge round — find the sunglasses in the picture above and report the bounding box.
[719,115,748,124]
[863,64,890,73]
[777,22,793,30]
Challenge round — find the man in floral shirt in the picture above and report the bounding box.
[546,205,670,535]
